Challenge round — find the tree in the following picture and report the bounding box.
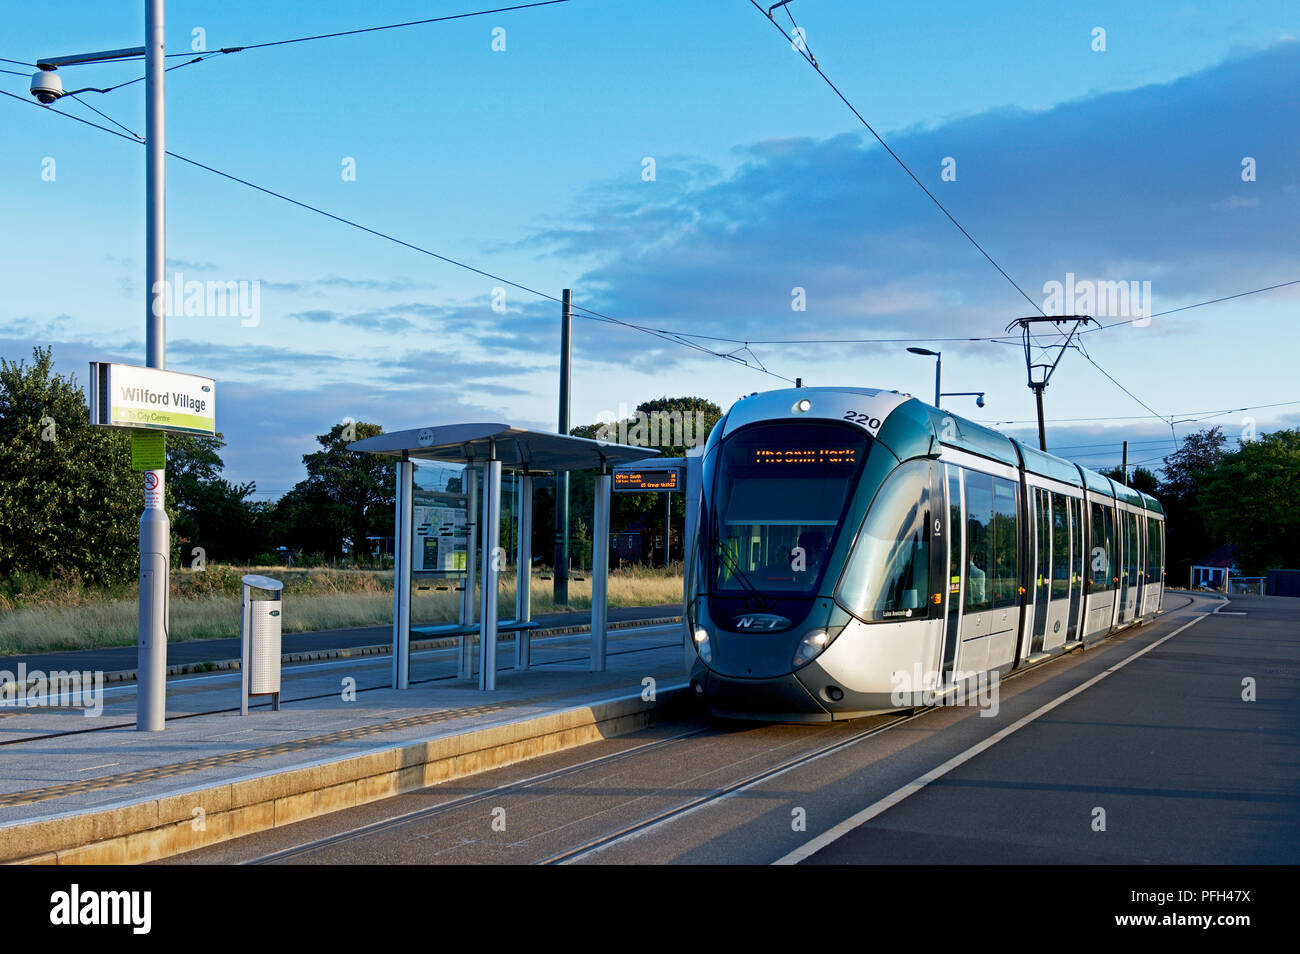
[1196,429,1300,574]
[568,396,723,565]
[1158,427,1227,579]
[0,347,139,584]
[1098,465,1159,496]
[168,432,270,563]
[279,422,394,558]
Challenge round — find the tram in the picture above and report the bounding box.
[685,386,1165,721]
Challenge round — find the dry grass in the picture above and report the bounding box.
[0,565,683,656]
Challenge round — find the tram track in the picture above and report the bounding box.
[240,724,719,864]
[216,594,1203,865]
[541,598,1201,864]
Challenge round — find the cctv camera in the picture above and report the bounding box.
[976,395,986,408]
[30,69,63,104]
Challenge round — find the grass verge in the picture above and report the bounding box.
[0,565,683,656]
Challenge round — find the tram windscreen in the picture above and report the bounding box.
[710,422,870,596]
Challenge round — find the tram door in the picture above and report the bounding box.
[1042,491,1072,652]
[958,470,1020,673]
[940,465,963,683]
[1116,508,1130,623]
[1086,501,1117,637]
[1030,488,1050,655]
[1066,497,1083,640]
[1125,509,1142,619]
[1132,512,1146,615]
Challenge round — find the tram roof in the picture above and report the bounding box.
[1012,438,1084,486]
[348,423,660,473]
[910,402,1163,513]
[921,405,1021,467]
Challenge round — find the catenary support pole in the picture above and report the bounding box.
[137,0,168,732]
[554,289,572,607]
[665,490,671,568]
[591,468,611,672]
[1034,384,1048,451]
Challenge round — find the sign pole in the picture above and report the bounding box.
[138,0,168,731]
[664,490,671,568]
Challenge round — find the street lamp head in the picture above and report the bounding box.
[907,347,938,357]
[30,68,63,104]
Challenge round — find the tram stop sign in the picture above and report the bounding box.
[88,362,216,435]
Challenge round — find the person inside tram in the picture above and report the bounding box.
[794,529,828,578]
[967,558,986,604]
[761,529,829,585]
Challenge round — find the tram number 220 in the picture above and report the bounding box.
[842,410,882,430]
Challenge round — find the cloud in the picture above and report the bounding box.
[261,275,436,293]
[508,42,1299,370]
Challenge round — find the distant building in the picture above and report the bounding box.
[1190,544,1237,590]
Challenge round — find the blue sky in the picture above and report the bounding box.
[1,0,1296,497]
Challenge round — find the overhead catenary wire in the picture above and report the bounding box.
[1070,340,1167,424]
[76,54,219,96]
[746,0,1045,318]
[6,6,1296,387]
[0,86,793,384]
[165,0,570,55]
[1081,279,1300,333]
[981,397,1300,427]
[66,92,141,139]
[3,2,570,96]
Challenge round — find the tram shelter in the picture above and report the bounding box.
[349,424,659,690]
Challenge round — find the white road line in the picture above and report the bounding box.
[772,602,1221,865]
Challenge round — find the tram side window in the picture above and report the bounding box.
[1127,511,1141,587]
[991,477,1019,608]
[1147,516,1163,582]
[835,460,932,622]
[963,472,994,612]
[1089,502,1114,591]
[1051,492,1070,599]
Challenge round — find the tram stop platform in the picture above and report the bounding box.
[0,616,688,865]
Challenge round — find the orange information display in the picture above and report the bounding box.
[613,469,680,492]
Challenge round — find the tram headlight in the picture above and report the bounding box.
[792,629,829,669]
[693,627,713,664]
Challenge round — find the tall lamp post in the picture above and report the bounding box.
[906,347,941,407]
[33,0,169,731]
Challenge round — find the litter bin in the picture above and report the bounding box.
[241,574,283,715]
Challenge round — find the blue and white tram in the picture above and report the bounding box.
[684,386,1166,721]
